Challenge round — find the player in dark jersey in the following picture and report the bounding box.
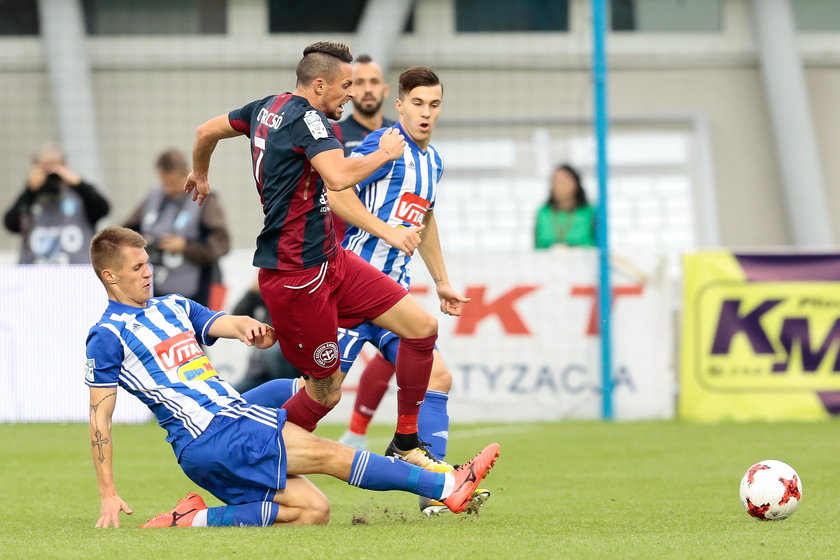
[333,54,396,155]
[185,42,450,473]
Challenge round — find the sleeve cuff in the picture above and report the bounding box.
[200,311,226,346]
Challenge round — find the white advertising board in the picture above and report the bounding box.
[0,250,675,423]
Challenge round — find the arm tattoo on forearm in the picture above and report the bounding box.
[90,391,116,464]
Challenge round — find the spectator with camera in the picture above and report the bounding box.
[123,148,230,307]
[3,143,110,264]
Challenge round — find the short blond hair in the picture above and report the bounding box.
[90,227,147,282]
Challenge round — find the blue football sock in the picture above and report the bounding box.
[242,378,298,408]
[418,390,449,460]
[206,501,279,527]
[348,450,446,500]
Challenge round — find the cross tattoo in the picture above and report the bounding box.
[92,429,110,464]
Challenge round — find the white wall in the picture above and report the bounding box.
[1,0,839,253]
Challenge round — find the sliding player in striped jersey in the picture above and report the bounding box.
[331,67,489,515]
[85,227,499,529]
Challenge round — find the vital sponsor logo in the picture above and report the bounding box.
[394,193,429,227]
[257,107,283,129]
[155,331,204,370]
[694,282,840,391]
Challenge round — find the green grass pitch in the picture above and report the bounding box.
[1,420,838,560]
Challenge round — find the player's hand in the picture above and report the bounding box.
[96,494,133,528]
[252,325,276,349]
[184,171,211,206]
[435,283,471,317]
[240,318,275,349]
[157,234,187,254]
[378,128,405,161]
[385,224,425,256]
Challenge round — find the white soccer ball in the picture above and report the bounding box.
[739,460,802,521]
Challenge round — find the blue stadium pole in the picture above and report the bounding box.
[592,0,614,420]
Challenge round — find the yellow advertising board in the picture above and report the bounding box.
[680,252,840,420]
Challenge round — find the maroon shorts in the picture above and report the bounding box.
[259,247,407,379]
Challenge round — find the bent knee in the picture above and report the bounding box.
[414,314,438,339]
[300,498,330,525]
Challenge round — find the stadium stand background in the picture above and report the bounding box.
[3,0,840,262]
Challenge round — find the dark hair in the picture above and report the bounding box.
[155,148,188,173]
[90,226,147,282]
[296,41,352,86]
[398,66,442,98]
[548,164,589,209]
[354,53,373,64]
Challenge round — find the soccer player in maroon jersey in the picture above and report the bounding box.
[185,42,449,472]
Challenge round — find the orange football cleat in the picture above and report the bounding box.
[442,443,500,514]
[140,492,207,528]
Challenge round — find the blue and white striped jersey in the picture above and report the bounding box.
[342,122,443,289]
[84,294,276,457]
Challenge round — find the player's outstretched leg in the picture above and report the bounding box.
[141,477,330,527]
[339,353,395,451]
[283,421,499,513]
[141,492,284,528]
[241,378,301,407]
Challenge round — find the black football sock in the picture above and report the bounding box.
[392,432,420,452]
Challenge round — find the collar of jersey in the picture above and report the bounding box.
[107,298,151,314]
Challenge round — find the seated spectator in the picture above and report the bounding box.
[124,148,229,307]
[535,164,596,249]
[3,143,109,264]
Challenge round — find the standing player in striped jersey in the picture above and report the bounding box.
[330,67,480,515]
[185,42,450,472]
[85,227,499,528]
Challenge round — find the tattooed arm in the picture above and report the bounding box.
[89,386,133,528]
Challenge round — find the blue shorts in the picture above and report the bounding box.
[179,406,288,505]
[337,322,400,373]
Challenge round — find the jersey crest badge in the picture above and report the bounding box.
[303,110,329,140]
[313,342,339,368]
